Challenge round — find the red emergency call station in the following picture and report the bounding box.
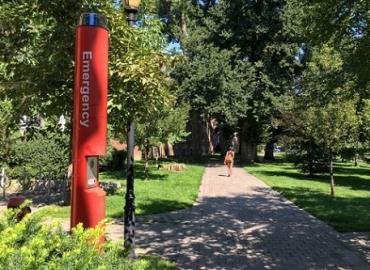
[71,13,108,230]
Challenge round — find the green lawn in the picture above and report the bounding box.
[36,161,204,219]
[119,256,175,270]
[246,160,370,232]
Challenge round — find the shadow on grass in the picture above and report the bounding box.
[137,199,192,216]
[101,166,168,182]
[273,186,370,232]
[107,198,193,219]
[164,155,223,166]
[102,157,211,182]
[255,167,370,192]
[335,165,370,176]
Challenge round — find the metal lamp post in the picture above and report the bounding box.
[123,0,141,258]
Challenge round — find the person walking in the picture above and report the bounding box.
[224,147,235,177]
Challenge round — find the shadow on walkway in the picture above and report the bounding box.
[114,164,370,270]
[136,187,368,269]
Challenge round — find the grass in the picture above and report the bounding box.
[34,204,70,219]
[246,159,370,232]
[124,256,176,270]
[36,161,204,219]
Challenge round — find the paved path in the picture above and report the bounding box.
[341,232,370,265]
[111,164,369,270]
[1,164,368,270]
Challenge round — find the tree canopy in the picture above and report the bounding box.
[0,0,176,136]
[0,0,369,196]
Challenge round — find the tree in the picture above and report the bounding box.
[0,0,83,126]
[288,0,370,95]
[0,99,18,166]
[171,43,255,157]
[166,1,299,161]
[279,42,361,195]
[279,93,360,195]
[307,98,358,197]
[136,104,190,178]
[279,108,329,176]
[285,0,370,170]
[108,18,173,131]
[0,0,173,146]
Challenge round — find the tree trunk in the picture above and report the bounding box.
[166,143,174,156]
[207,118,215,155]
[264,141,274,161]
[308,160,314,177]
[190,110,209,159]
[308,142,314,176]
[191,111,202,158]
[241,142,257,163]
[181,12,188,36]
[143,140,149,180]
[158,143,166,158]
[329,156,336,197]
[240,119,258,163]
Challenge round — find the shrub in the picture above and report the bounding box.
[108,149,126,171]
[100,182,121,196]
[287,148,329,176]
[7,132,70,178]
[0,205,175,270]
[283,140,329,176]
[99,142,126,171]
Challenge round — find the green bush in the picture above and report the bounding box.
[104,150,126,171]
[99,139,126,171]
[285,144,329,175]
[0,205,175,270]
[7,132,70,178]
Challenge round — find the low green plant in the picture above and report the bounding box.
[0,204,175,270]
[7,132,70,178]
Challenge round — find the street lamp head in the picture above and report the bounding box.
[124,0,141,11]
[124,0,141,25]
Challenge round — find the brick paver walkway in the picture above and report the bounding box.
[111,164,369,270]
